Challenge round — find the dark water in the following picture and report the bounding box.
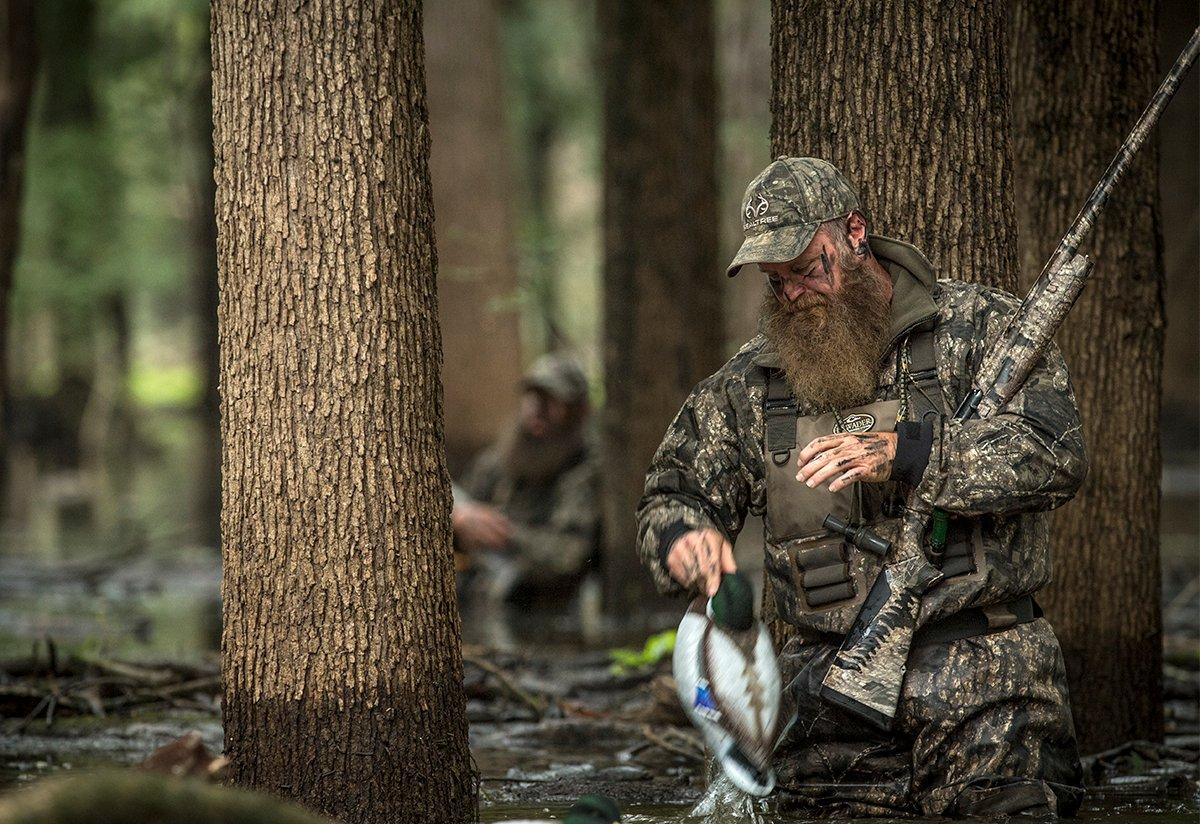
[479,793,1200,823]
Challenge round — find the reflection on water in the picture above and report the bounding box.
[1,409,219,662]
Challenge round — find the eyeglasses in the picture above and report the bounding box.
[765,245,834,303]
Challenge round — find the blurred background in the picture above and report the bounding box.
[0,0,1195,673]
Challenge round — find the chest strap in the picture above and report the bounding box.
[904,328,948,422]
[764,369,798,463]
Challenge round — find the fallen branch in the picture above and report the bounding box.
[641,724,705,763]
[75,656,177,686]
[463,655,548,717]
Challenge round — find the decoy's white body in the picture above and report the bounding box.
[673,596,783,796]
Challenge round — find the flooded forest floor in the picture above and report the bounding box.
[0,510,1196,820]
[0,578,1197,821]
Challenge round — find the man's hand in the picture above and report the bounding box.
[666,528,736,596]
[452,501,514,552]
[797,432,898,492]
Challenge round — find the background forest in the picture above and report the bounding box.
[0,0,1197,817]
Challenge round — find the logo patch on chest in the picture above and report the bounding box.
[837,413,876,434]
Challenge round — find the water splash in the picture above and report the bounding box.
[688,772,769,822]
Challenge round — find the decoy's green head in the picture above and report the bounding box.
[564,794,621,824]
[710,571,754,631]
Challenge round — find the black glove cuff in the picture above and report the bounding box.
[891,418,935,487]
[657,520,693,571]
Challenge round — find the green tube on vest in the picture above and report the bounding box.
[929,509,949,558]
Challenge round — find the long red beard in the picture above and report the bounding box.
[761,255,892,410]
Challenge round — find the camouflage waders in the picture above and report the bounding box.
[774,618,1082,817]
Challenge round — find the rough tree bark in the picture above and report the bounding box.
[425,0,523,473]
[212,3,475,822]
[599,0,723,607]
[771,0,1019,291]
[0,0,36,497]
[1011,0,1165,751]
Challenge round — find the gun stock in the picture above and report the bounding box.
[820,555,942,728]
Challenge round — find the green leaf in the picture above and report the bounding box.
[608,629,676,674]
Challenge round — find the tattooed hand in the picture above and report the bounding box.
[797,432,898,492]
[666,528,736,596]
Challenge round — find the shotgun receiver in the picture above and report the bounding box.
[820,27,1200,729]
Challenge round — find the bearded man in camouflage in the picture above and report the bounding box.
[637,158,1086,817]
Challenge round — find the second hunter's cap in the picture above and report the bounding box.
[522,353,589,404]
[726,157,866,278]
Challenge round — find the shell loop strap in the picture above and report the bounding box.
[765,369,798,465]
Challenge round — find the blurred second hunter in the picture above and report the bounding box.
[452,354,602,605]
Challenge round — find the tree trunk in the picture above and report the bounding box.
[1157,0,1199,439]
[1010,0,1164,752]
[425,0,523,473]
[771,0,1018,291]
[0,0,36,499]
[767,0,1019,637]
[599,0,723,607]
[212,3,475,822]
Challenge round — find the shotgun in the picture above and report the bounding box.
[820,26,1200,729]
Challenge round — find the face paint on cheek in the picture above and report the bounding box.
[817,246,835,289]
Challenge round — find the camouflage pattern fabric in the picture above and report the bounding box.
[772,618,1082,817]
[726,157,868,278]
[636,246,1087,634]
[462,440,601,587]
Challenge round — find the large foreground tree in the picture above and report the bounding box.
[599,0,723,606]
[212,2,475,822]
[771,0,1019,290]
[1011,0,1165,751]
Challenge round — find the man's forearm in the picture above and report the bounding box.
[913,411,1085,518]
[636,499,726,596]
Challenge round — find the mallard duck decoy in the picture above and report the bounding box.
[673,571,783,796]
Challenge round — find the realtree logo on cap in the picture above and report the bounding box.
[744,193,769,222]
[743,191,782,230]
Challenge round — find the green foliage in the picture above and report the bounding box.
[127,363,201,408]
[11,0,210,399]
[608,629,676,674]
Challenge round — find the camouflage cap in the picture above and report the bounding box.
[726,157,866,278]
[522,354,589,404]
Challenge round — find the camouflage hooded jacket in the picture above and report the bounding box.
[636,236,1087,632]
